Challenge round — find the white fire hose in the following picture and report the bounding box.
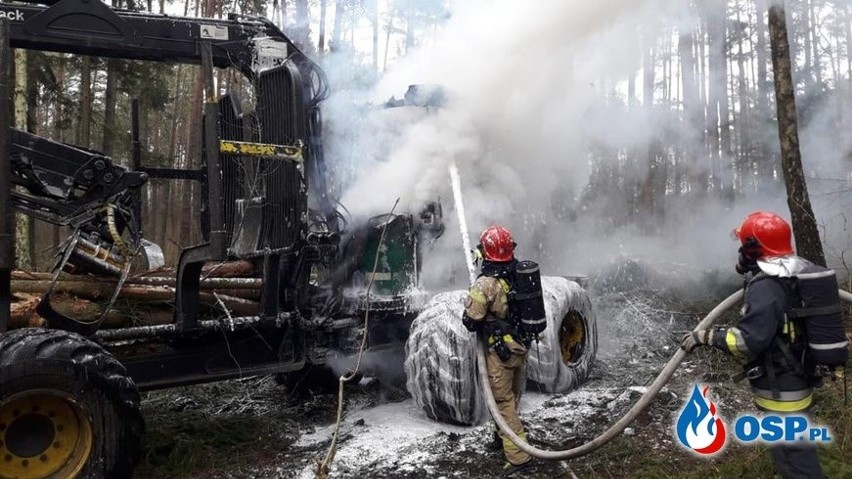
[479,289,742,460]
[482,288,852,460]
[841,289,852,306]
[449,163,852,461]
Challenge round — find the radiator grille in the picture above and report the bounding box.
[255,63,307,251]
[218,94,246,250]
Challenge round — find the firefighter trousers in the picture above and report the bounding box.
[769,440,824,478]
[486,347,530,466]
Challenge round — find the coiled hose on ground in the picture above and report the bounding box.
[481,288,852,461]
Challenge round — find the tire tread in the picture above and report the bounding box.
[0,327,143,478]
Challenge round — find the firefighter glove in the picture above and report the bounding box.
[681,329,714,353]
[462,313,482,332]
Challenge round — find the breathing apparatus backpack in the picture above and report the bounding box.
[511,260,547,337]
[783,265,849,373]
[465,260,546,360]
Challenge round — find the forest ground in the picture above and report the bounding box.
[132,264,852,479]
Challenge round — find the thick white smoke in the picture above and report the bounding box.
[323,0,852,290]
[342,0,661,216]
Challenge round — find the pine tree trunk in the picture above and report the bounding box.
[136,93,151,240]
[767,4,826,266]
[181,68,203,251]
[383,14,393,71]
[318,0,327,53]
[643,44,654,108]
[755,0,774,186]
[24,51,38,268]
[405,7,415,54]
[163,65,185,264]
[706,6,727,197]
[809,0,821,86]
[845,5,852,140]
[802,0,813,90]
[78,57,93,148]
[679,25,702,194]
[331,0,344,51]
[102,59,118,157]
[663,34,671,105]
[12,49,32,270]
[293,0,310,50]
[13,51,25,131]
[636,40,655,221]
[279,0,288,28]
[24,52,36,135]
[372,0,379,70]
[718,44,732,201]
[846,5,852,86]
[51,56,65,257]
[735,7,750,194]
[697,23,706,114]
[179,0,208,249]
[627,72,636,108]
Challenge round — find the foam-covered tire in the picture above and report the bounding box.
[403,291,485,425]
[0,328,143,479]
[526,277,597,393]
[404,277,597,424]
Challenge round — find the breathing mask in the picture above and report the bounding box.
[736,237,762,274]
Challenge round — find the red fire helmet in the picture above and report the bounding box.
[479,225,515,262]
[733,211,794,257]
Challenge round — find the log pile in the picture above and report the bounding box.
[8,261,263,330]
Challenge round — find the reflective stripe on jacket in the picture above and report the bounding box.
[711,273,812,411]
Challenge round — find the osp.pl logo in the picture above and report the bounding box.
[675,384,833,456]
[675,384,727,455]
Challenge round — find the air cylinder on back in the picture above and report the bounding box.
[794,267,848,369]
[514,260,546,335]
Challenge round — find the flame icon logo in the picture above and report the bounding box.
[675,384,727,455]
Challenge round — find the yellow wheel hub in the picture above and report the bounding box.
[559,311,586,364]
[0,391,93,479]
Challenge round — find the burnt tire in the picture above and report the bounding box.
[526,277,597,393]
[403,291,485,426]
[0,328,143,479]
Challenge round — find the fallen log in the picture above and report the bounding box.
[201,260,255,277]
[134,260,255,278]
[10,295,45,329]
[10,294,179,330]
[11,280,261,316]
[11,270,262,290]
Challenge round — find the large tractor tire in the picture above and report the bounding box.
[0,328,143,479]
[404,277,597,425]
[526,277,597,393]
[404,291,484,426]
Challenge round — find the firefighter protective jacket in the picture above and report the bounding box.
[465,275,510,322]
[711,272,813,412]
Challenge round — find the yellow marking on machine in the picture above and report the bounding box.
[219,140,304,161]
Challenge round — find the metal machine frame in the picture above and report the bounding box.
[0,0,437,391]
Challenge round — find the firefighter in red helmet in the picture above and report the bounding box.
[462,225,533,474]
[681,211,827,478]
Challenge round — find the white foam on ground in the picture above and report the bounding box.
[296,400,470,477]
[294,387,638,477]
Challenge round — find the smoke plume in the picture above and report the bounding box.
[322,0,852,291]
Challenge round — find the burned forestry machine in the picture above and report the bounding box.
[0,0,442,476]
